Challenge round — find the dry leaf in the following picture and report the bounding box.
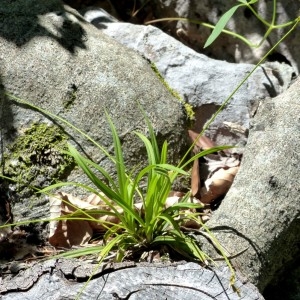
[191,159,200,197]
[48,192,121,248]
[188,130,215,151]
[200,166,240,204]
[188,130,241,204]
[49,219,93,248]
[83,193,121,232]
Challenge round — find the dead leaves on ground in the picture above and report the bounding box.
[48,130,241,249]
[49,192,121,248]
[188,130,241,204]
[48,192,205,249]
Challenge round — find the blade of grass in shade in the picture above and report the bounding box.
[204,4,243,48]
[160,140,168,164]
[153,214,207,262]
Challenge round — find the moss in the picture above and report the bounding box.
[3,123,74,199]
[150,62,195,122]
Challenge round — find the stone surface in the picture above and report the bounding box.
[198,76,300,292]
[0,259,264,300]
[149,0,300,75]
[0,1,187,221]
[85,19,294,147]
[263,259,300,300]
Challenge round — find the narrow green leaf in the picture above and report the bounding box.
[135,131,157,165]
[141,107,161,162]
[204,4,243,48]
[105,112,127,200]
[160,141,168,164]
[153,229,207,262]
[164,202,204,213]
[182,145,234,168]
[79,156,119,191]
[53,245,104,258]
[156,163,189,176]
[65,145,144,226]
[68,144,120,201]
[99,234,123,261]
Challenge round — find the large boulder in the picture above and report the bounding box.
[198,76,300,293]
[0,0,187,221]
[82,15,293,147]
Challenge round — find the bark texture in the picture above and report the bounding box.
[0,259,263,300]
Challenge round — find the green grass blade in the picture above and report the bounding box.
[105,111,127,201]
[204,4,243,48]
[164,202,204,214]
[160,141,168,164]
[52,245,104,258]
[68,144,121,201]
[67,145,144,226]
[79,156,119,192]
[139,105,161,162]
[153,214,208,262]
[135,131,157,165]
[99,234,124,260]
[181,146,234,169]
[156,164,189,176]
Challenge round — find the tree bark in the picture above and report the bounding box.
[0,259,263,300]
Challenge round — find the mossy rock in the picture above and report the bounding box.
[0,1,188,220]
[3,123,74,199]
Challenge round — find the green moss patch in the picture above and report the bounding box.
[150,62,195,122]
[3,123,74,198]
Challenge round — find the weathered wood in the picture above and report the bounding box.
[0,259,263,300]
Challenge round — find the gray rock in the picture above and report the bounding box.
[263,260,300,300]
[149,0,300,75]
[0,1,187,221]
[82,7,118,25]
[0,259,264,300]
[87,20,293,146]
[199,76,300,292]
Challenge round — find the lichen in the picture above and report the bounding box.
[150,62,195,122]
[3,123,74,199]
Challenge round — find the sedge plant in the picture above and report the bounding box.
[0,95,237,299]
[0,93,233,268]
[1,1,298,295]
[39,109,233,264]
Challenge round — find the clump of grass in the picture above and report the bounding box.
[1,94,235,281]
[0,96,236,298]
[39,109,232,265]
